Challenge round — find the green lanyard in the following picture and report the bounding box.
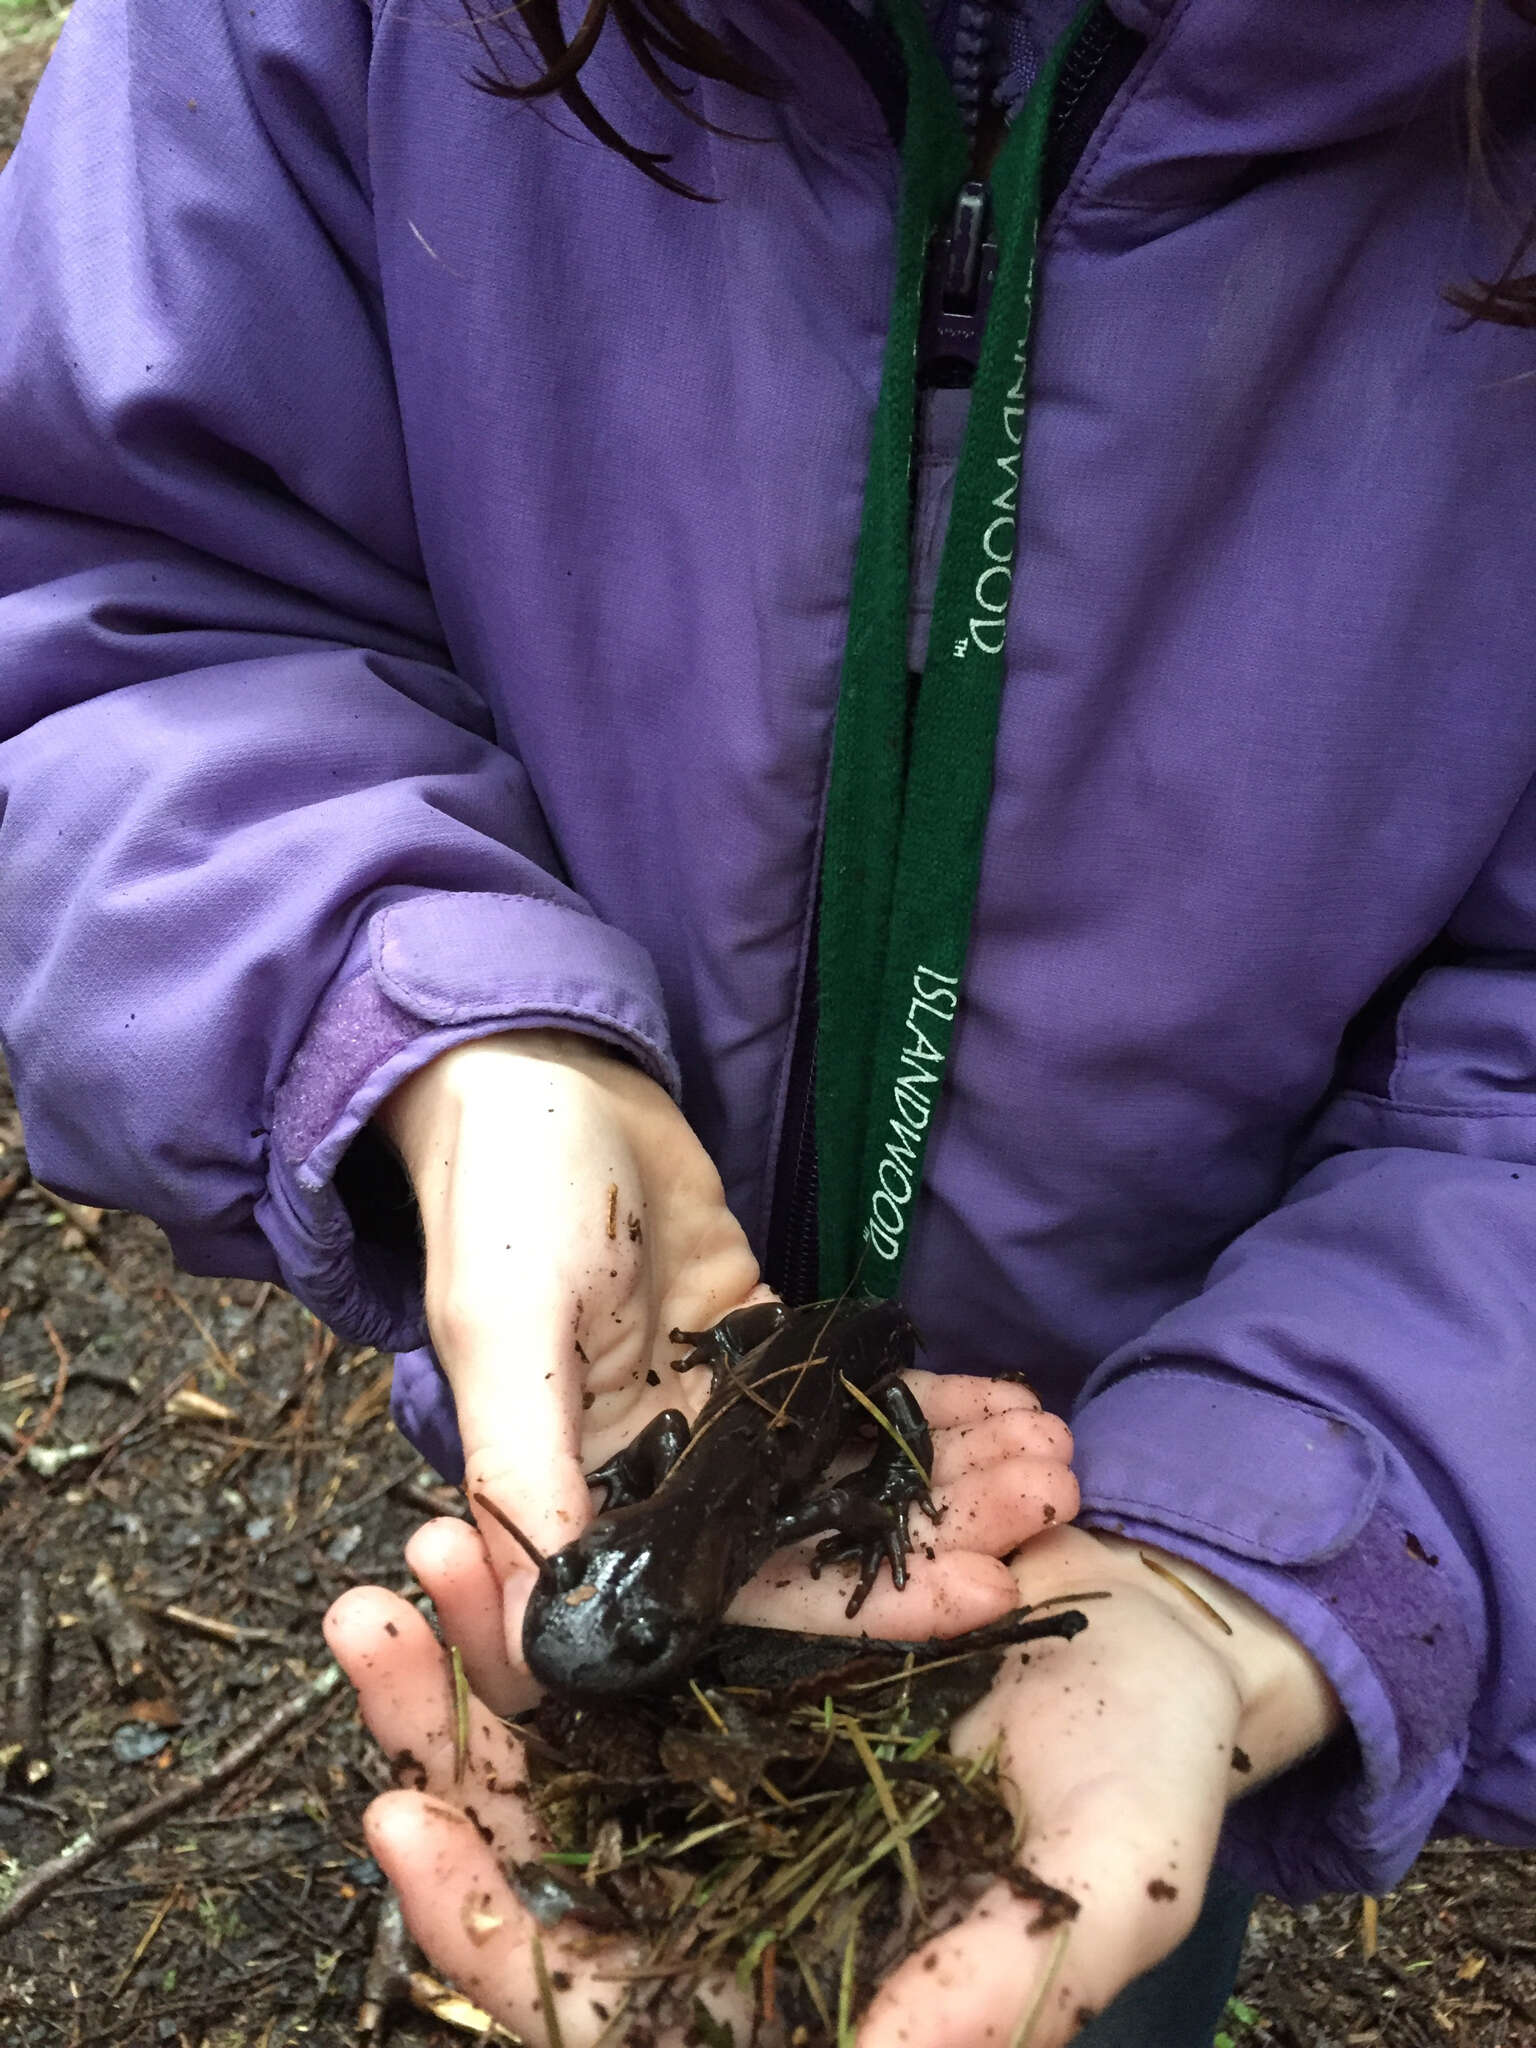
[815,0,1091,1298]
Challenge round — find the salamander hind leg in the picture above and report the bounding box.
[585,1407,691,1509]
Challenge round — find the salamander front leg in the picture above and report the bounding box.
[585,1408,691,1510]
[849,1377,938,1525]
[771,1489,909,1618]
[668,1300,788,1373]
[772,1379,938,1619]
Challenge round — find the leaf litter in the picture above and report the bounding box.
[507,1613,1089,2046]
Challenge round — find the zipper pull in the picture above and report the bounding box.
[917,180,999,389]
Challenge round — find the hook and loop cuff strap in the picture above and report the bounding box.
[1072,1366,1481,1900]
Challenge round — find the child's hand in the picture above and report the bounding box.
[859,1528,1342,2047]
[375,1027,765,1586]
[326,1586,751,2047]
[326,1383,1079,2048]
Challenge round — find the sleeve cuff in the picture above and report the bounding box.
[254,887,678,1346]
[1071,1367,1481,1901]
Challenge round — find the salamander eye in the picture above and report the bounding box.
[614,1613,670,1666]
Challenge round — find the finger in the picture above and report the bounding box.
[366,1788,749,2048]
[904,1369,1043,1425]
[928,1405,1073,1485]
[729,1545,1019,1638]
[920,1451,1081,1555]
[448,1286,598,1578]
[365,1789,616,2048]
[324,1587,530,1832]
[405,1517,536,1717]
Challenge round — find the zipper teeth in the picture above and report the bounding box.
[949,0,995,141]
[1049,8,1114,128]
[781,1057,821,1303]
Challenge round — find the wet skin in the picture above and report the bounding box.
[520,1297,938,1695]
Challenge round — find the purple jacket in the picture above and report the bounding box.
[2,0,1534,1903]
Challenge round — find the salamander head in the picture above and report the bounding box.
[521,1505,726,1697]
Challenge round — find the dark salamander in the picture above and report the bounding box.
[521,1297,939,1696]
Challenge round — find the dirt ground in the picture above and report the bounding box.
[5,25,1536,2048]
[5,1125,1536,2048]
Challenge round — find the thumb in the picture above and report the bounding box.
[441,1283,595,1582]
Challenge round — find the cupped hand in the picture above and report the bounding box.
[377,1030,1079,1711]
[858,1527,1343,2047]
[327,1585,750,2046]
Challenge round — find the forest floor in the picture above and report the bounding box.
[4,20,1536,2047]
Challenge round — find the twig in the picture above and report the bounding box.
[0,1787,69,1821]
[358,1889,413,2038]
[2,1569,51,1785]
[0,1419,102,1479]
[111,1884,183,1997]
[0,1332,69,1483]
[164,1285,238,1377]
[157,1604,288,1648]
[0,1661,344,1933]
[69,1367,196,1492]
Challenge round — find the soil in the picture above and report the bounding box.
[5,1112,1536,2048]
[4,29,1536,2048]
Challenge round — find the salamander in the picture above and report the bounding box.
[521,1296,938,1697]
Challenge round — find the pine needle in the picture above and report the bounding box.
[689,1678,727,1731]
[1007,1923,1073,2048]
[788,1934,836,2039]
[1138,1551,1233,1635]
[529,1929,567,2048]
[836,1905,863,2048]
[449,1644,470,1784]
[838,1374,932,1487]
[843,1715,924,1915]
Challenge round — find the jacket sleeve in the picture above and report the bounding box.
[1070,785,1536,1901]
[0,0,676,1349]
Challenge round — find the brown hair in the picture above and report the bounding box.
[469,0,1536,331]
[1446,0,1536,328]
[462,0,779,198]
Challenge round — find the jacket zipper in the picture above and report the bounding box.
[763,0,1144,1304]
